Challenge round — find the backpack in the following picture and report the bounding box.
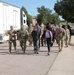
[45,30,52,39]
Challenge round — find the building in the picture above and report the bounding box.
[21,10,28,28]
[0,1,20,42]
[32,16,37,26]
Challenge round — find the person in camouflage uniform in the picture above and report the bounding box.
[6,26,17,53]
[18,25,28,53]
[55,25,59,44]
[57,25,65,52]
[28,25,33,46]
[64,26,70,47]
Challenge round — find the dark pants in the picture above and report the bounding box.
[46,38,51,52]
[33,40,37,51]
[41,36,44,46]
[33,39,40,53]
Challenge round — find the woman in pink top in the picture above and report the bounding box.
[45,27,52,55]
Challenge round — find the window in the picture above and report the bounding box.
[24,20,25,23]
[23,14,25,17]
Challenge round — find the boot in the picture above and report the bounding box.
[23,46,26,53]
[14,46,16,50]
[9,49,11,53]
[23,49,25,53]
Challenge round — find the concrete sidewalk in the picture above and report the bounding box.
[0,42,59,75]
[48,46,74,75]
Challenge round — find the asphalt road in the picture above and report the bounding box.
[0,41,59,75]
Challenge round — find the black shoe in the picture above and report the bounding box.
[9,49,11,54]
[9,51,11,54]
[34,51,36,54]
[23,48,25,53]
[23,49,25,53]
[59,49,62,52]
[48,53,50,55]
[36,52,39,54]
[22,47,23,51]
[14,47,16,50]
[47,52,50,55]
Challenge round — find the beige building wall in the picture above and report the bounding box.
[32,16,37,26]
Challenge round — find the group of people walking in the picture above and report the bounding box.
[6,19,71,55]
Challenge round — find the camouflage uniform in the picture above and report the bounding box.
[7,29,17,53]
[19,29,28,53]
[28,26,33,45]
[64,28,70,47]
[57,27,65,52]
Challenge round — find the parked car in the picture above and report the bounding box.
[71,29,74,35]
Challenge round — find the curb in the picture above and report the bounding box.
[69,43,74,46]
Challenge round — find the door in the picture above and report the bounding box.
[3,4,9,32]
[13,10,18,30]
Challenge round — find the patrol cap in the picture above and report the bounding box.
[59,25,62,27]
[10,25,13,27]
[10,25,13,29]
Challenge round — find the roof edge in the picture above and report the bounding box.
[0,1,20,8]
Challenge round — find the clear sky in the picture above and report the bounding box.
[3,0,57,16]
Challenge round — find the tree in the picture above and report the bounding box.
[27,14,32,24]
[37,6,61,25]
[54,0,74,23]
[21,6,28,15]
[51,13,61,24]
[37,6,52,25]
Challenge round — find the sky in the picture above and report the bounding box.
[2,0,57,16]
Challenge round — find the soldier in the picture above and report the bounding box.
[28,25,33,46]
[18,25,28,53]
[64,26,70,47]
[57,25,65,52]
[55,25,59,44]
[40,23,45,46]
[6,26,17,53]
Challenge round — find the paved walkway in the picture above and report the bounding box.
[48,45,74,75]
[0,41,59,75]
[0,36,74,75]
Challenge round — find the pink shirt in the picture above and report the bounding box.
[45,31,52,38]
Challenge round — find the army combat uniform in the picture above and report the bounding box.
[19,29,28,53]
[57,27,65,52]
[28,26,33,45]
[7,30,17,53]
[64,28,70,47]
